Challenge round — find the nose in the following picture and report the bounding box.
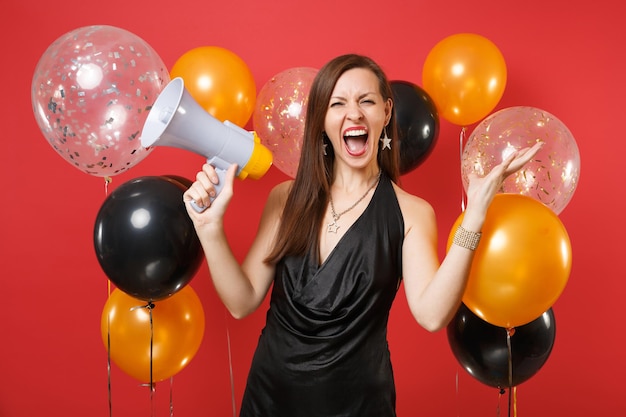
[346,102,363,120]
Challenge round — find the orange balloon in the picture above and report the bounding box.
[422,33,507,126]
[170,46,256,127]
[447,194,571,328]
[101,286,205,382]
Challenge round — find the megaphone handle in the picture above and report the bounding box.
[190,168,227,213]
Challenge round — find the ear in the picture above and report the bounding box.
[384,98,393,125]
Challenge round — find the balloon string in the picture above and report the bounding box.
[104,176,112,195]
[225,309,237,417]
[459,127,467,212]
[149,304,156,417]
[107,297,112,417]
[506,328,515,417]
[497,388,505,417]
[104,177,112,417]
[133,303,157,415]
[507,388,512,417]
[169,376,174,417]
[455,370,460,417]
[513,386,517,417]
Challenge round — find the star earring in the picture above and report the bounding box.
[380,127,391,150]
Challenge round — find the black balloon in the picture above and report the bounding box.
[94,176,203,301]
[390,80,439,174]
[161,174,193,189]
[447,303,556,388]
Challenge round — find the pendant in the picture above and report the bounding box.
[327,220,339,233]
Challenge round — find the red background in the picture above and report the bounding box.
[1,0,623,416]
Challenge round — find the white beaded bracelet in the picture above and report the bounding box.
[453,225,482,251]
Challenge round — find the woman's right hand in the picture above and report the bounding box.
[183,163,238,227]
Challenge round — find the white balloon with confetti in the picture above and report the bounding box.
[253,67,318,178]
[31,25,169,177]
[462,106,581,214]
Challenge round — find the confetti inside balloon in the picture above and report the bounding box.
[31,25,170,177]
[462,106,580,214]
[253,67,318,178]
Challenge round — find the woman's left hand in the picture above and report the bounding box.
[463,141,543,227]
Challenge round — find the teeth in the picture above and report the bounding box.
[344,129,367,137]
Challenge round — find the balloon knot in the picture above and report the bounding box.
[130,302,156,311]
[140,382,157,391]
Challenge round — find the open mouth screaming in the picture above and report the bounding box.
[343,128,368,156]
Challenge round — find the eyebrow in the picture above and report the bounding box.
[330,92,378,101]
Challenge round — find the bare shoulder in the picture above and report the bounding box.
[391,183,437,236]
[392,183,435,218]
[252,180,294,251]
[262,180,293,219]
[268,180,293,206]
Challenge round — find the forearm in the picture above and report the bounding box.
[404,205,483,332]
[197,224,262,319]
[410,244,476,332]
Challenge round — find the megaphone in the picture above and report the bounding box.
[141,77,273,212]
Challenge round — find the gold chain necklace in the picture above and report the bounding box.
[327,171,381,233]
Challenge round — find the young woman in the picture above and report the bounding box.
[183,54,542,417]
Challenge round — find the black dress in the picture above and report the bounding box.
[240,174,404,417]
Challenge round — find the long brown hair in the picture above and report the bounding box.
[265,54,400,264]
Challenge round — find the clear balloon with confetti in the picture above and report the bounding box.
[253,67,318,178]
[462,106,581,214]
[31,25,169,177]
